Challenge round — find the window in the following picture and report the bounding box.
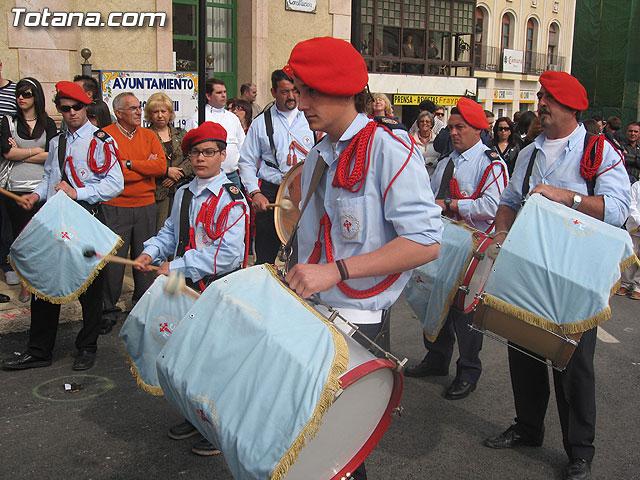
[359,0,475,76]
[172,1,237,94]
[548,23,559,66]
[501,14,511,49]
[524,18,537,72]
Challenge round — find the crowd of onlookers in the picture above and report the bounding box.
[1,57,639,305]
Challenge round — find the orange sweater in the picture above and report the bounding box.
[103,124,167,207]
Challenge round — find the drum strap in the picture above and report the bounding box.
[176,188,194,257]
[262,106,280,171]
[58,133,70,185]
[435,158,454,199]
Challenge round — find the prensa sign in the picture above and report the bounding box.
[285,0,317,13]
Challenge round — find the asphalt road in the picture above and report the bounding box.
[1,291,638,480]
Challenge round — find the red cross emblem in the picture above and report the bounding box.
[415,276,425,284]
[196,409,211,424]
[61,231,71,240]
[573,219,580,225]
[159,323,172,334]
[343,220,352,232]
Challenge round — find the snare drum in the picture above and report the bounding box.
[274,161,303,244]
[453,231,494,314]
[156,265,402,480]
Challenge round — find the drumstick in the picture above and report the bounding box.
[164,271,200,299]
[0,187,29,206]
[265,199,294,210]
[82,249,159,271]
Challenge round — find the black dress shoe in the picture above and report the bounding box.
[99,317,117,335]
[168,420,199,440]
[483,425,543,449]
[72,350,96,371]
[191,437,221,456]
[444,379,476,400]
[1,352,52,370]
[564,459,591,480]
[404,361,448,378]
[0,293,10,303]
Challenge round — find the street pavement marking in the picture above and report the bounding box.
[597,327,619,343]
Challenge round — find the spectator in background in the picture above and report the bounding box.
[582,119,602,135]
[622,121,640,182]
[513,111,522,125]
[515,111,536,142]
[411,110,439,176]
[616,179,640,299]
[240,82,262,120]
[367,93,394,117]
[144,92,191,232]
[0,59,17,116]
[409,99,445,137]
[228,98,252,133]
[605,116,626,144]
[524,117,544,146]
[492,117,521,177]
[101,92,167,334]
[484,110,495,138]
[591,115,604,133]
[86,100,112,128]
[0,77,57,302]
[434,105,446,132]
[73,75,101,101]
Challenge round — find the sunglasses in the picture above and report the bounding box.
[16,91,34,99]
[434,112,444,117]
[59,103,86,113]
[497,126,511,131]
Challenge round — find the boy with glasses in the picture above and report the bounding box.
[134,121,247,456]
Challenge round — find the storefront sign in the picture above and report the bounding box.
[502,49,523,73]
[100,71,198,129]
[493,89,514,103]
[393,94,462,106]
[285,0,317,13]
[520,90,536,104]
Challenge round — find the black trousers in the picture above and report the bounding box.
[508,326,597,462]
[254,181,281,265]
[422,308,483,384]
[26,269,105,359]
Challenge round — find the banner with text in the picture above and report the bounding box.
[393,94,463,106]
[101,71,198,129]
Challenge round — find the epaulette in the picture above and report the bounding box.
[485,149,502,161]
[223,183,244,200]
[374,115,408,131]
[93,129,111,142]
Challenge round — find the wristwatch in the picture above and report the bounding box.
[571,193,582,210]
[126,160,132,170]
[444,197,452,212]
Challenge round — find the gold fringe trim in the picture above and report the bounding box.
[9,236,124,305]
[620,253,640,273]
[424,225,479,342]
[123,350,164,396]
[266,264,350,480]
[482,294,611,335]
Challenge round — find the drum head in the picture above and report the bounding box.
[457,234,495,313]
[274,162,304,244]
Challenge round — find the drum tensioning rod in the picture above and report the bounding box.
[309,294,408,371]
[468,324,569,372]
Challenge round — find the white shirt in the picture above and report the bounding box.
[542,135,571,170]
[185,104,246,174]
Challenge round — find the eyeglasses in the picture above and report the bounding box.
[497,126,511,131]
[189,148,222,158]
[58,103,86,113]
[434,112,444,117]
[16,91,34,99]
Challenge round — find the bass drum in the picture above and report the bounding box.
[274,161,304,244]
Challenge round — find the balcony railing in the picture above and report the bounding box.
[474,45,565,74]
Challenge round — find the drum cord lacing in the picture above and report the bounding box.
[580,133,607,181]
[308,121,416,299]
[65,139,120,188]
[185,187,250,290]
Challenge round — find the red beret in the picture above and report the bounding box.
[539,71,588,111]
[55,81,92,105]
[285,37,368,96]
[182,122,227,154]
[456,97,489,130]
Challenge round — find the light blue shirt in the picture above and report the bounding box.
[142,172,247,282]
[430,139,508,232]
[500,124,631,227]
[33,120,124,204]
[297,113,443,311]
[238,104,314,192]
